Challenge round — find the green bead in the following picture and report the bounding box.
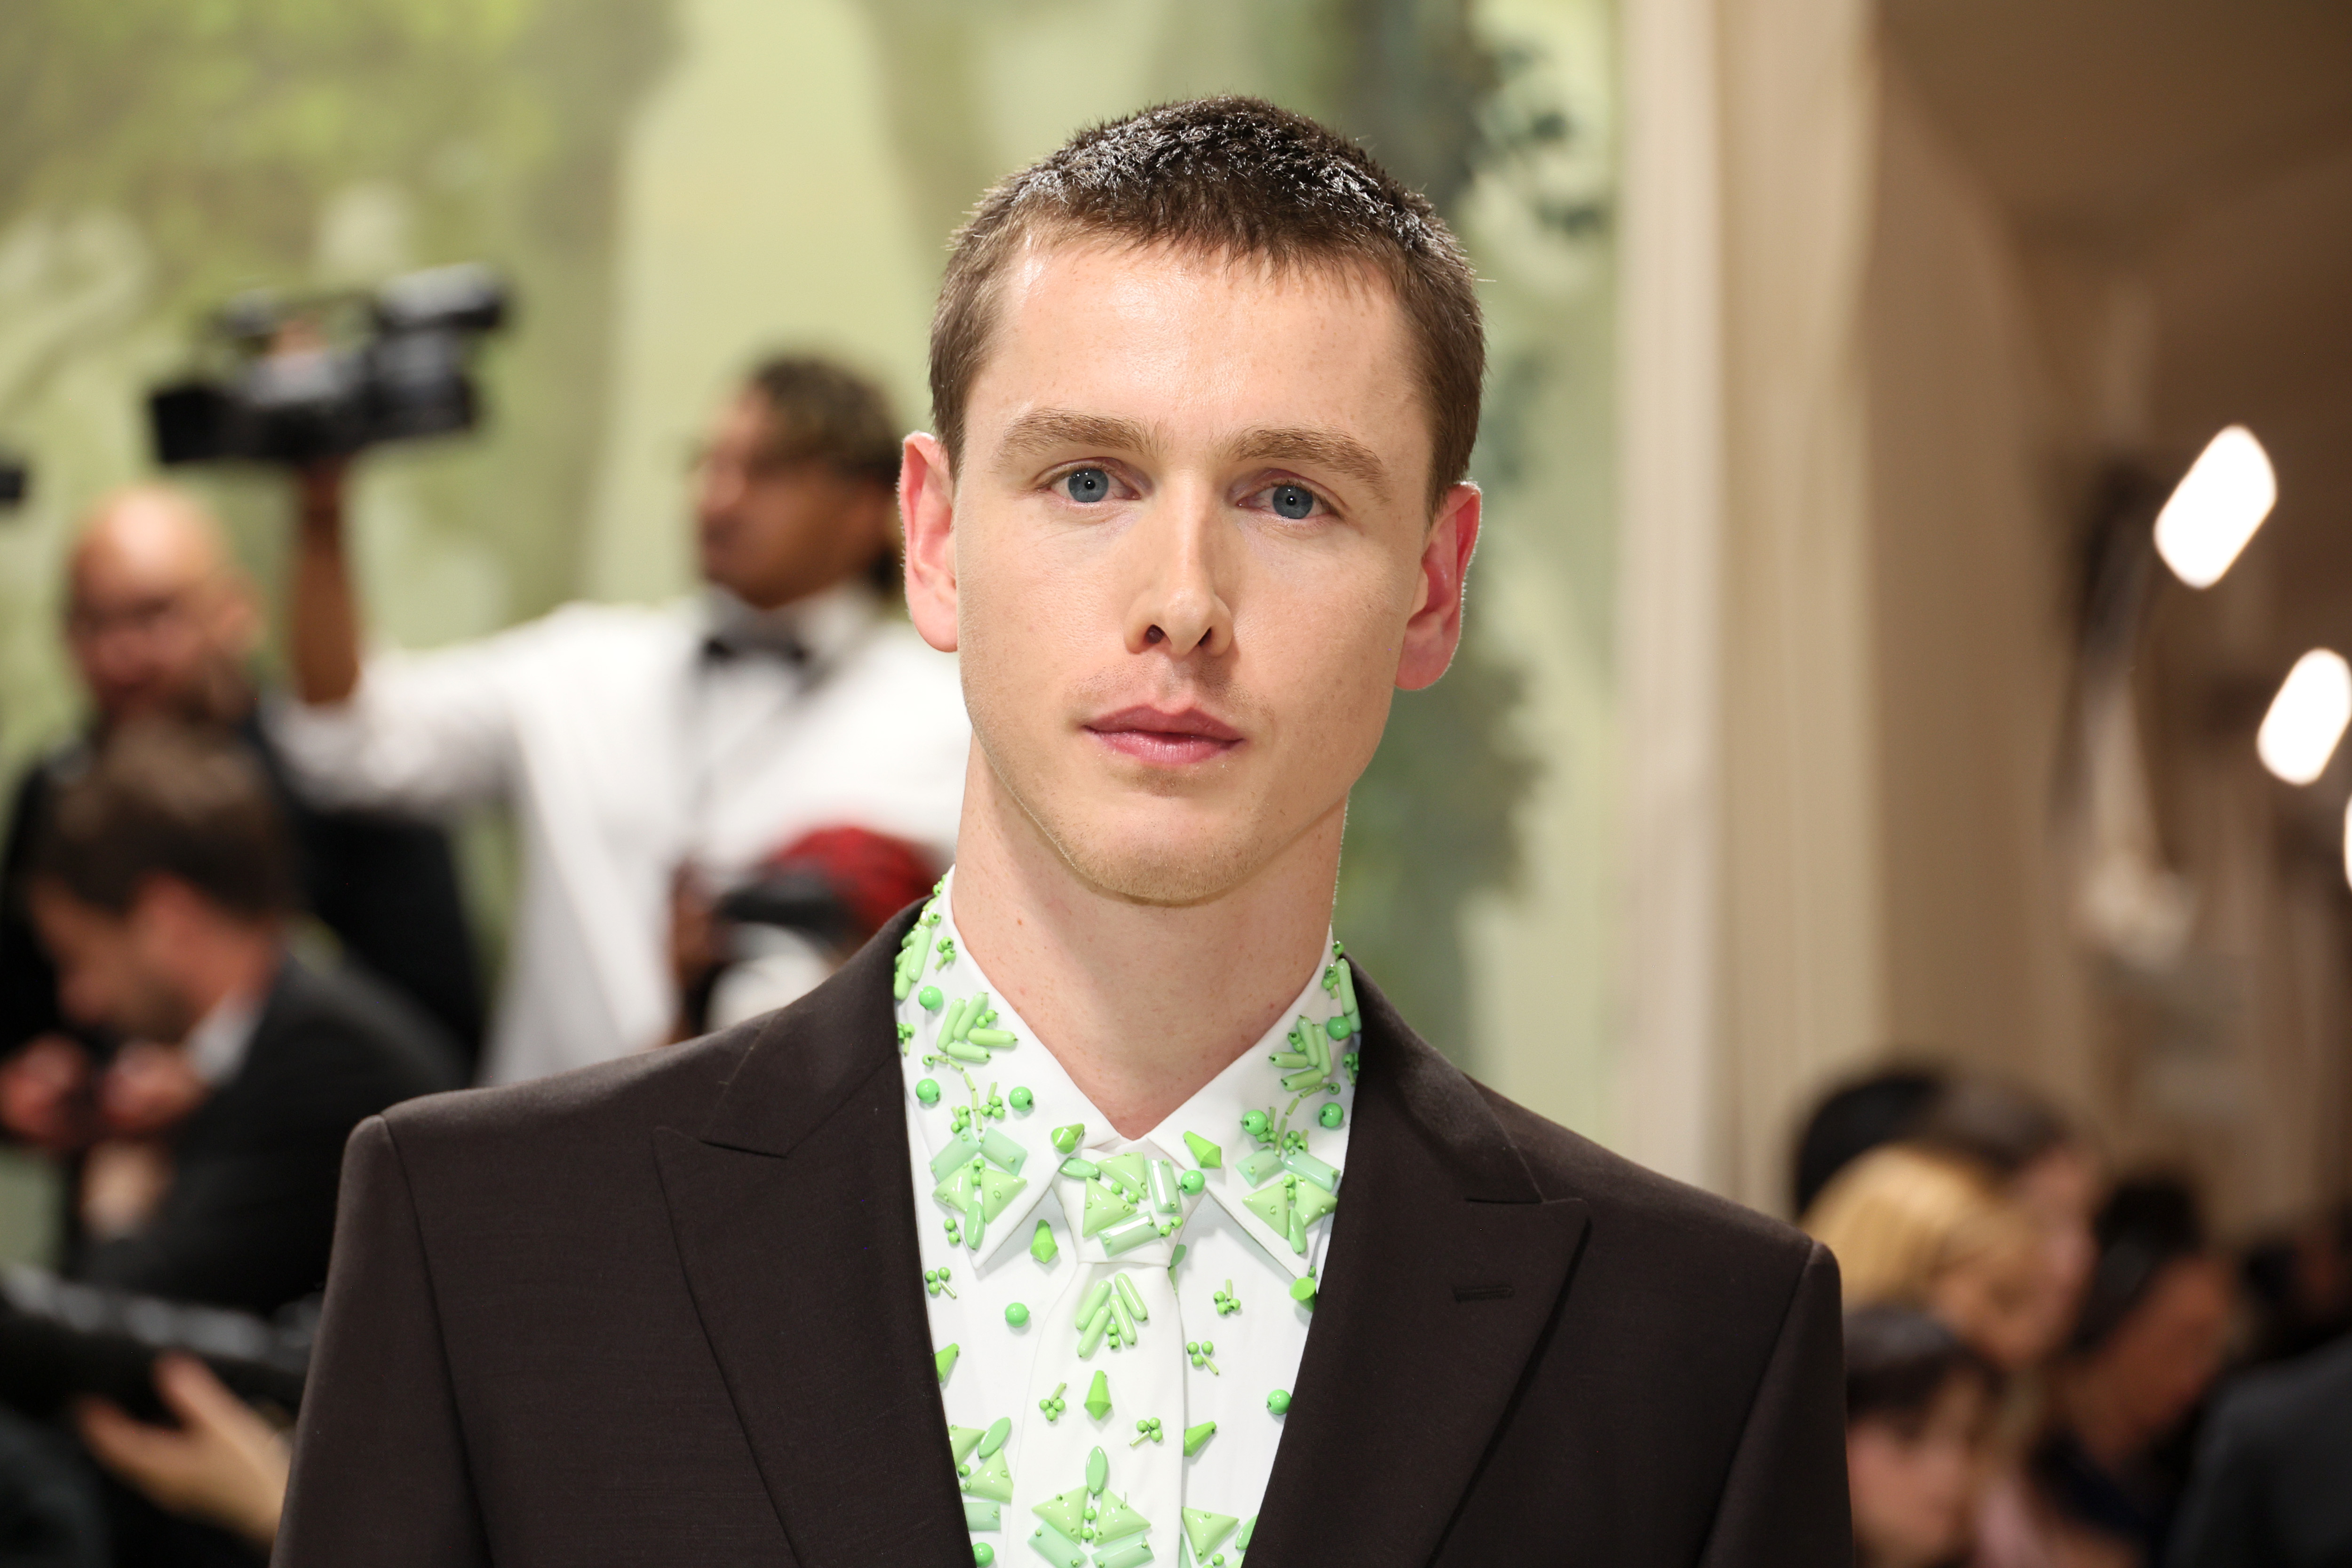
[1319,1102,1345,1129]
[1240,1110,1270,1138]
[1325,1015,1350,1039]
[1183,1131,1224,1168]
[1009,1087,1034,1112]
[979,1416,1011,1457]
[1052,1123,1084,1154]
[1265,1388,1291,1415]
[1289,1275,1318,1306]
[919,985,943,1010]
[1085,1371,1112,1421]
[915,1079,942,1106]
[1030,1220,1059,1266]
[1178,1169,1205,1195]
[1006,1302,1030,1327]
[935,1343,959,1384]
[974,1546,993,1566]
[1085,1446,1109,1496]
[1183,1419,1216,1457]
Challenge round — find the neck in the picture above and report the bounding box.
[949,756,1341,1138]
[170,921,282,1032]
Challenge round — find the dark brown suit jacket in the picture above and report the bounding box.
[277,911,1850,1566]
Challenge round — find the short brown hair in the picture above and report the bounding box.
[930,97,1485,509]
[28,720,296,919]
[745,354,903,489]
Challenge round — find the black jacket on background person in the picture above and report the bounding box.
[0,716,484,1070]
[2167,1333,2352,1568]
[72,954,463,1318]
[276,909,1850,1567]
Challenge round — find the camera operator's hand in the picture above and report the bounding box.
[0,1033,96,1154]
[288,457,361,705]
[98,1039,208,1139]
[76,1353,288,1550]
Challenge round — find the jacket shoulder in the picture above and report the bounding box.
[1475,1080,1822,1288]
[377,1019,760,1166]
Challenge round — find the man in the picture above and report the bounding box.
[270,355,969,1082]
[0,486,482,1066]
[278,100,1849,1566]
[2168,1332,2352,1568]
[23,721,461,1315]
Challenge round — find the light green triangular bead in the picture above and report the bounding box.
[1242,1178,1291,1235]
[978,1165,1026,1221]
[964,1447,1014,1503]
[1183,1507,1240,1557]
[1033,1486,1089,1537]
[1082,1179,1136,1237]
[947,1425,985,1463]
[1293,1178,1338,1228]
[1093,1491,1150,1543]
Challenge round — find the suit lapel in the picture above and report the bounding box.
[654,911,970,1567]
[1248,972,1594,1568]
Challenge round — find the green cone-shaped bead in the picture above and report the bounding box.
[934,1343,958,1384]
[1182,1131,1223,1168]
[1030,1220,1058,1266]
[1051,1123,1084,1154]
[1084,1370,1112,1421]
[1182,1420,1216,1457]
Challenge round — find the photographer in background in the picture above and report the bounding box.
[16,720,460,1315]
[269,354,969,1083]
[0,485,484,1070]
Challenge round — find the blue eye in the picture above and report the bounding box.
[1063,468,1112,503]
[1269,484,1316,520]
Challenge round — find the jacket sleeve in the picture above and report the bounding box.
[1695,1240,1853,1568]
[263,633,525,819]
[275,1116,490,1567]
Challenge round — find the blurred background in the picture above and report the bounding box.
[4,0,2352,1327]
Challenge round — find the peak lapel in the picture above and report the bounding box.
[1247,972,1593,1568]
[653,911,970,1567]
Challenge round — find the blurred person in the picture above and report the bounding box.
[2236,1204,2351,1365]
[1914,1081,2104,1385]
[1793,1064,1948,1216]
[76,1354,287,1557]
[1806,1144,2050,1372]
[18,721,461,1316]
[684,824,940,1034]
[270,355,969,1083]
[2166,1331,2352,1568]
[0,484,483,1066]
[1979,1179,2233,1568]
[275,99,1850,1567]
[1847,1305,2002,1568]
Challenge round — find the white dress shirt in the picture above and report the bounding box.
[268,582,969,1083]
[901,876,1360,1568]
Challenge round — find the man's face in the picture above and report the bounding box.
[904,241,1478,906]
[694,390,894,610]
[28,882,197,1043]
[65,495,256,726]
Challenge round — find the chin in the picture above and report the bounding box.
[1050,817,1269,908]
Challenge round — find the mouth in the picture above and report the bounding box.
[1082,705,1245,767]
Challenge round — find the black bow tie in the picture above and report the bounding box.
[700,633,809,667]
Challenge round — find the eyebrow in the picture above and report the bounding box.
[1226,425,1392,501]
[996,408,1160,465]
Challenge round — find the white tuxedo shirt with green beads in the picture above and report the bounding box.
[895,876,1359,1568]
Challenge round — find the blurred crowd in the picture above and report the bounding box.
[1801,1067,2352,1568]
[0,354,966,1564]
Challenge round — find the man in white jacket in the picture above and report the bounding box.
[270,355,968,1083]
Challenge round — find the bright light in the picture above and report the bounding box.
[2258,649,2352,784]
[2153,425,2276,589]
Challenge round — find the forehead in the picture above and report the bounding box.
[968,240,1425,470]
[71,498,226,604]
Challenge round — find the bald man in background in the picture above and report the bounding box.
[0,487,482,1079]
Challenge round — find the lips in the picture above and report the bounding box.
[1083,705,1244,766]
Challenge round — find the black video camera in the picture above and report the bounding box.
[148,263,510,468]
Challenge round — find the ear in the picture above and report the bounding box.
[898,432,959,654]
[1394,481,1482,691]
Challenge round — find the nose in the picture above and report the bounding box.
[1120,482,1234,661]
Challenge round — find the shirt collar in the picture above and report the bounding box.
[894,872,1360,1281]
[183,982,266,1089]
